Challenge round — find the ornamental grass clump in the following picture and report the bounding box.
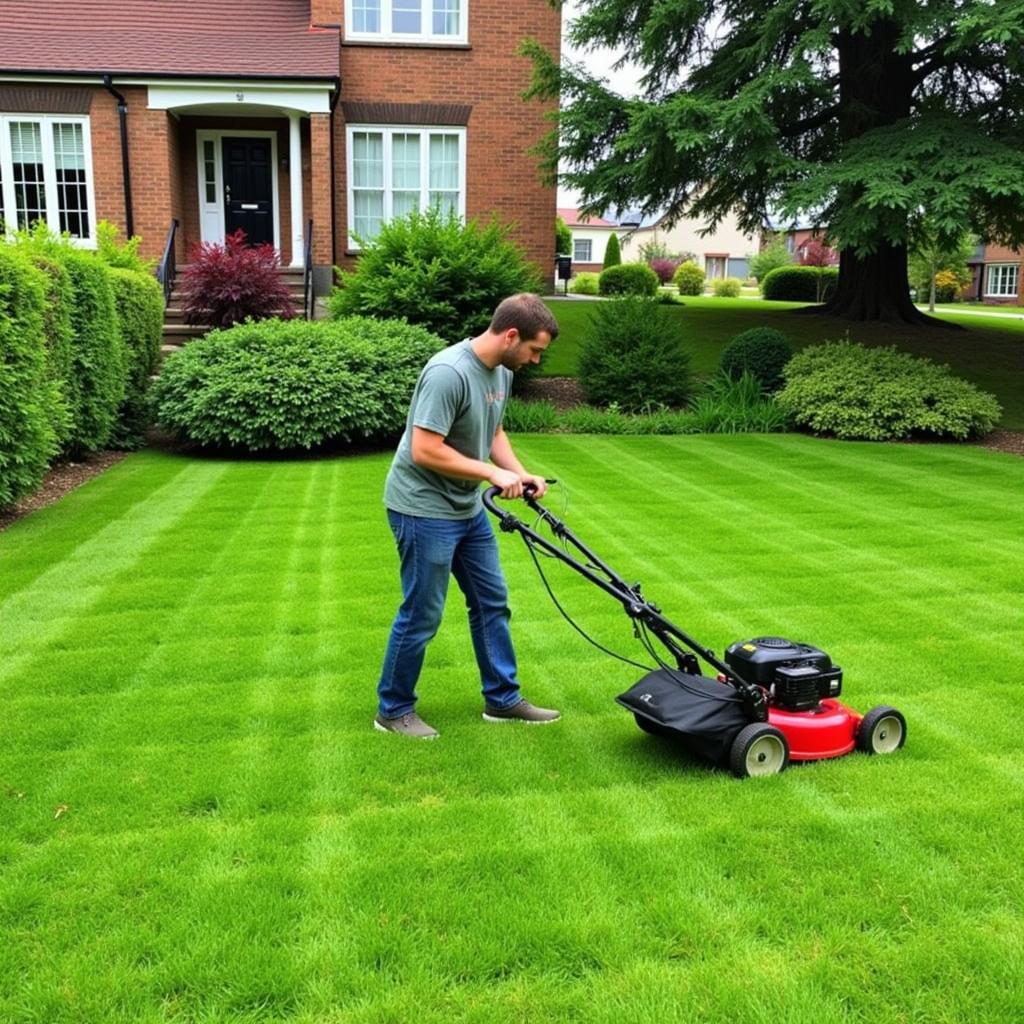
[777,341,1002,440]
[152,317,445,452]
[179,229,296,328]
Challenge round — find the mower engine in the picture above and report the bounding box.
[725,637,842,712]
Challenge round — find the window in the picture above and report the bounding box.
[985,263,1019,298]
[0,114,95,243]
[573,238,592,262]
[346,0,466,43]
[347,126,465,247]
[705,255,726,279]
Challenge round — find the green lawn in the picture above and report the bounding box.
[2,439,1023,1022]
[542,297,1024,429]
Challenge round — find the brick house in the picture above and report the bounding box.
[0,0,559,299]
[557,207,620,274]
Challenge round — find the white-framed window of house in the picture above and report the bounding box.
[705,255,726,279]
[573,238,592,263]
[0,114,96,245]
[346,125,465,249]
[346,0,467,44]
[985,263,1019,298]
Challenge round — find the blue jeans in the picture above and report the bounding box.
[377,508,522,718]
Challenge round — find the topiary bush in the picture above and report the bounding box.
[180,229,295,328]
[0,246,59,508]
[776,341,1002,440]
[152,316,446,451]
[761,265,838,301]
[578,297,693,411]
[569,271,600,295]
[673,261,705,296]
[712,276,742,297]
[602,231,622,269]
[720,328,794,392]
[328,208,542,343]
[109,268,164,449]
[598,262,659,297]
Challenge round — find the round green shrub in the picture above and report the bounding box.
[720,328,793,392]
[598,262,659,297]
[673,261,705,296]
[761,265,838,302]
[776,341,1002,440]
[712,277,742,297]
[109,268,164,449]
[152,317,446,451]
[569,271,600,295]
[578,297,693,411]
[328,208,543,342]
[0,247,59,508]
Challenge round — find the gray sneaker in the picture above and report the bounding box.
[373,712,440,739]
[482,700,561,724]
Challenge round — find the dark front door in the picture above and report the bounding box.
[222,137,274,245]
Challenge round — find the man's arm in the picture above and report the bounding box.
[411,427,521,496]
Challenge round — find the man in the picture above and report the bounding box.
[375,293,561,739]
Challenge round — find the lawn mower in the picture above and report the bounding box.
[483,485,906,778]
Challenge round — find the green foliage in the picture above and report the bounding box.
[152,317,446,451]
[673,261,705,295]
[761,266,838,302]
[690,371,790,433]
[502,397,560,433]
[720,328,793,392]
[749,237,794,283]
[711,276,742,297]
[908,227,977,307]
[0,246,59,508]
[777,341,1002,440]
[328,208,543,342]
[95,220,156,273]
[560,403,698,434]
[569,271,600,295]
[598,262,659,297]
[556,216,572,256]
[108,269,164,449]
[602,231,621,269]
[578,296,692,410]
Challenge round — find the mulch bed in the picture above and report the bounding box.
[1,396,1020,532]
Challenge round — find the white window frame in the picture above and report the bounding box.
[985,263,1019,298]
[345,124,466,251]
[0,113,97,246]
[573,238,592,263]
[345,0,468,45]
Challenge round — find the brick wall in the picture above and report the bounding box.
[980,243,1024,306]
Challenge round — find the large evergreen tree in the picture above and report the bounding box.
[525,1,1024,324]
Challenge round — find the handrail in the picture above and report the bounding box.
[303,218,314,320]
[156,218,179,308]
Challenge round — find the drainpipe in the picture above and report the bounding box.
[329,81,340,266]
[101,74,135,238]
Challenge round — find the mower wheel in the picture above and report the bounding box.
[729,723,789,778]
[856,706,907,755]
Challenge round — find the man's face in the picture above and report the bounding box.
[501,330,552,372]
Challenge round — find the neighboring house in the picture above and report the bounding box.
[971,243,1024,305]
[558,207,620,274]
[0,0,559,297]
[618,208,759,280]
[763,217,839,266]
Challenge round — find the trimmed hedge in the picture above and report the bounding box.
[152,316,446,451]
[0,247,59,508]
[712,276,742,297]
[26,254,75,450]
[761,265,838,302]
[598,262,659,297]
[673,261,705,296]
[720,328,793,392]
[569,271,600,295]
[578,297,693,411]
[109,269,164,449]
[777,342,1002,440]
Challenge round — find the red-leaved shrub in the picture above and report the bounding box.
[648,258,680,284]
[180,230,296,328]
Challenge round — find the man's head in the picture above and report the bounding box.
[488,293,559,372]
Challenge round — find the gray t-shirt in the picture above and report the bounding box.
[384,339,512,519]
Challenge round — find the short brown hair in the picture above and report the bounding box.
[489,293,559,341]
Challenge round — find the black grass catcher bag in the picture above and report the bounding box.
[617,670,751,765]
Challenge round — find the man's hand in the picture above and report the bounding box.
[520,474,548,499]
[488,467,523,499]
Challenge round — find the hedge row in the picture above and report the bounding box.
[0,232,163,509]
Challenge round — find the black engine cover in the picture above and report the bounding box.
[725,636,843,712]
